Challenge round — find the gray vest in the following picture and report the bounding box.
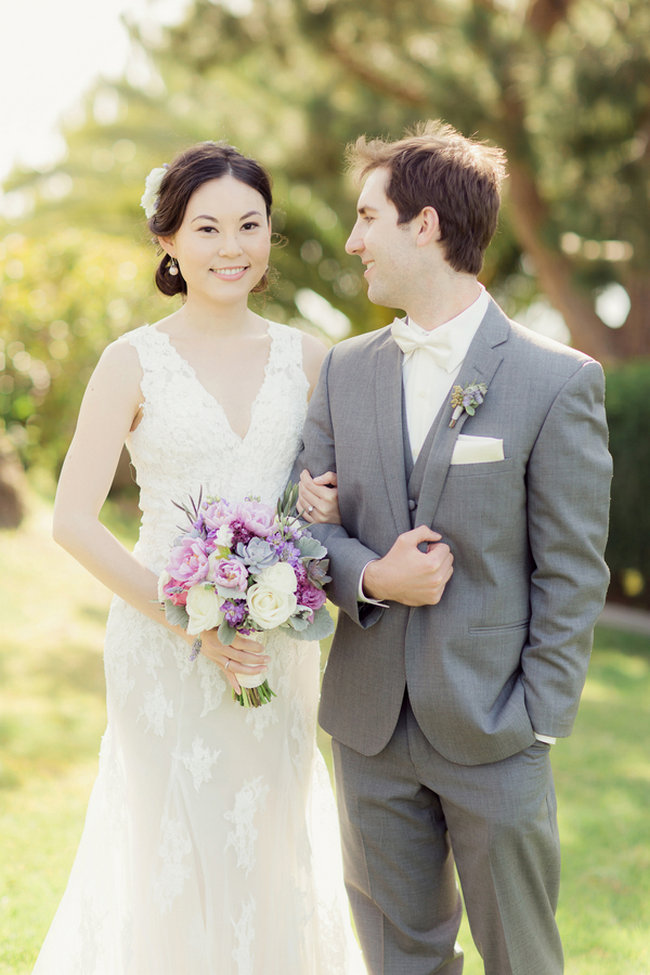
[403,387,447,528]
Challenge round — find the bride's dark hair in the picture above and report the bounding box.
[146,142,273,297]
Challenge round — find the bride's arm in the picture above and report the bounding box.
[53,339,267,687]
[53,340,161,617]
[299,334,341,524]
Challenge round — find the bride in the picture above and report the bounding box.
[33,142,365,974]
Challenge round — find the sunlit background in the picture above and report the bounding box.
[0,0,186,182]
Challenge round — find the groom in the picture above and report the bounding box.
[296,121,612,974]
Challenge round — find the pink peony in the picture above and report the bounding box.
[210,556,249,591]
[202,498,234,532]
[233,500,276,538]
[167,536,210,587]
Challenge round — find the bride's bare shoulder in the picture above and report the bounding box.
[86,326,149,396]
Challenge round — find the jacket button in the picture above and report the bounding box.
[408,499,417,510]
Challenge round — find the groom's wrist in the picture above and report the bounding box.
[533,732,557,745]
[362,559,387,601]
[358,561,389,607]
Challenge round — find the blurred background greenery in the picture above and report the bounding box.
[1,0,649,604]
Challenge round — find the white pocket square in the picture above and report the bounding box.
[450,435,504,465]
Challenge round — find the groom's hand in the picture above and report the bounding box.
[363,525,453,606]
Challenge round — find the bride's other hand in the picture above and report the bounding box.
[198,630,269,694]
[298,470,341,525]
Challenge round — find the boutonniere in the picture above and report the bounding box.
[449,381,488,428]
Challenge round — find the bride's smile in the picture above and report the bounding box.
[161,175,272,304]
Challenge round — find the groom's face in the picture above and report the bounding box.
[345,167,418,310]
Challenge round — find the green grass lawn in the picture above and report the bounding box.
[1,490,648,974]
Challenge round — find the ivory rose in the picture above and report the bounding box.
[186,584,223,635]
[247,584,297,630]
[256,562,297,595]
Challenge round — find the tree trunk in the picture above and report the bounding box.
[615,271,650,359]
[0,435,28,530]
[506,161,619,363]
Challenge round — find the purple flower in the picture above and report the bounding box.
[167,536,210,587]
[449,380,488,428]
[293,562,309,586]
[221,599,248,628]
[230,519,253,547]
[298,582,327,613]
[271,537,302,566]
[463,387,484,408]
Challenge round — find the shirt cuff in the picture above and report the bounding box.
[358,561,389,607]
[534,732,557,745]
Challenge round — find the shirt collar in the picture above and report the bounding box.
[407,286,489,373]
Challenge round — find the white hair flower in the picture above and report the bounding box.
[140,165,168,219]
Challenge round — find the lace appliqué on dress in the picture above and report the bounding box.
[139,682,174,737]
[178,735,221,792]
[231,896,256,975]
[224,777,269,876]
[154,816,193,914]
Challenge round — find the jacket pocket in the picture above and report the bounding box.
[468,619,529,634]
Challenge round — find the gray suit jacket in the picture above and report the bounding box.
[297,299,612,766]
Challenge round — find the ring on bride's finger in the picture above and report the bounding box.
[224,660,231,670]
[308,505,314,513]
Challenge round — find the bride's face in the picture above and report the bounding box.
[163,175,272,303]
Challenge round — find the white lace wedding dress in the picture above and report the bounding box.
[33,321,365,975]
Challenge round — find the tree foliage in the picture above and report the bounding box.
[1,0,648,475]
[0,230,171,471]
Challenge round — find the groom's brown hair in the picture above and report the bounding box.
[346,120,507,275]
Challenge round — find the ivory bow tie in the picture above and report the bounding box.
[391,319,456,373]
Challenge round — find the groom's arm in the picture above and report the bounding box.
[523,358,612,738]
[295,349,455,626]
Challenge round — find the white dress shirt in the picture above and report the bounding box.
[359,287,487,604]
[401,286,489,458]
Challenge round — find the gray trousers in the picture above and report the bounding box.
[332,697,563,975]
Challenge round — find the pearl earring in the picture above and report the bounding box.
[168,257,179,276]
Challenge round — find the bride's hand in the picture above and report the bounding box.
[298,470,341,525]
[197,629,269,694]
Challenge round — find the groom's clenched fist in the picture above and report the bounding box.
[363,525,453,606]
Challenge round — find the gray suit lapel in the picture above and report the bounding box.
[414,300,510,528]
[374,328,412,536]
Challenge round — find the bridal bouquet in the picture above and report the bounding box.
[158,484,334,707]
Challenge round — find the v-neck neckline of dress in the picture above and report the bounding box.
[153,321,275,443]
